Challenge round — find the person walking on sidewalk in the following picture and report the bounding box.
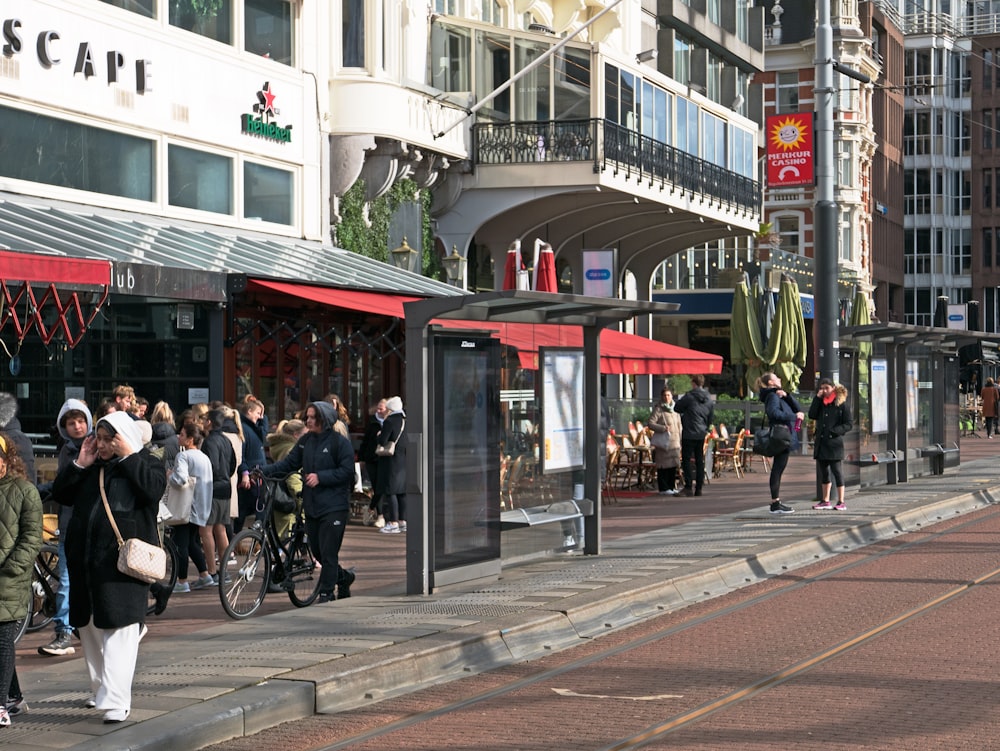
[809,379,853,510]
[260,401,356,602]
[674,375,715,497]
[758,372,803,514]
[376,396,407,534]
[648,388,682,495]
[0,433,43,727]
[980,377,1000,438]
[38,399,93,658]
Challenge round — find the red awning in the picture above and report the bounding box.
[432,320,722,375]
[248,279,719,375]
[0,249,111,286]
[249,279,421,317]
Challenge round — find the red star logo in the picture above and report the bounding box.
[255,82,279,120]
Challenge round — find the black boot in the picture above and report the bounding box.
[337,567,356,599]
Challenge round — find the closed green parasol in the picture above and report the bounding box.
[730,273,766,395]
[764,274,808,392]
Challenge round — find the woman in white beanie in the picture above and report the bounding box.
[376,397,407,534]
[51,411,166,723]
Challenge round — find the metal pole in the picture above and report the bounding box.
[815,0,839,385]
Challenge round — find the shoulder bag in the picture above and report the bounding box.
[162,476,196,526]
[649,428,671,449]
[753,417,792,458]
[375,419,405,457]
[100,467,167,584]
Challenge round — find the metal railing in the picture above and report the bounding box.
[472,118,761,216]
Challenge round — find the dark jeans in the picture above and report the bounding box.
[987,416,998,437]
[381,493,406,524]
[769,450,790,500]
[305,510,350,596]
[172,523,208,580]
[816,458,844,487]
[0,619,20,705]
[681,439,705,491]
[657,467,677,492]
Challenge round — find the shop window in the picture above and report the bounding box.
[99,0,155,17]
[170,0,233,45]
[245,0,294,66]
[168,145,234,215]
[244,162,293,225]
[0,106,153,201]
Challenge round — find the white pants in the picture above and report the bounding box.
[79,621,141,712]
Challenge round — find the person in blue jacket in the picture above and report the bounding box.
[260,401,356,602]
[758,371,804,515]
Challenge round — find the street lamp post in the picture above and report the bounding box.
[441,245,467,288]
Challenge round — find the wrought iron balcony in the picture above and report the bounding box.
[472,118,760,216]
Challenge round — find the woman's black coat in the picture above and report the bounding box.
[52,449,166,629]
[375,411,406,496]
[808,385,852,461]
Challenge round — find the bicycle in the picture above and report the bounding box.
[14,542,60,645]
[218,475,321,619]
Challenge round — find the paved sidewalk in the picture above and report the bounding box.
[7,442,1000,751]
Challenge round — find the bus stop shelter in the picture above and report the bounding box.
[402,291,680,595]
[840,322,1000,486]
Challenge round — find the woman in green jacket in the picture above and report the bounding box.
[0,433,43,727]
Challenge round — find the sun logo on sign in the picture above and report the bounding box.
[769,116,808,151]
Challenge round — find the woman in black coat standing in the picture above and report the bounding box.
[376,396,406,534]
[758,372,804,515]
[51,412,166,724]
[808,379,853,510]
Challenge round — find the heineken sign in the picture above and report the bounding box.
[241,81,292,143]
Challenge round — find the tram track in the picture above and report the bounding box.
[290,506,1000,751]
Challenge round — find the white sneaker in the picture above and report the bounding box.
[563,535,576,547]
[374,515,386,529]
[380,523,400,534]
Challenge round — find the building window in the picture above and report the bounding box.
[674,36,690,86]
[776,72,799,114]
[481,0,505,26]
[168,145,233,215]
[100,0,155,17]
[170,0,233,45]
[776,215,800,255]
[343,0,366,67]
[985,109,993,150]
[988,228,996,268]
[985,48,994,91]
[986,169,993,210]
[431,22,471,93]
[837,152,853,187]
[0,106,154,201]
[245,0,294,66]
[244,162,294,225]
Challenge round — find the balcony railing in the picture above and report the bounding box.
[472,118,760,217]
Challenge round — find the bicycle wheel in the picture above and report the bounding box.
[219,528,270,619]
[27,543,60,633]
[285,536,321,608]
[12,606,28,645]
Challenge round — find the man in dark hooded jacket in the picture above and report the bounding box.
[261,400,356,602]
[673,375,715,497]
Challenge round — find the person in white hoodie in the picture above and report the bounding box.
[37,399,92,659]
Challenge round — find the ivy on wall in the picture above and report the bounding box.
[333,179,442,282]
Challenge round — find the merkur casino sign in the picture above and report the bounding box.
[765,113,815,188]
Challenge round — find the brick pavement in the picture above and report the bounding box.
[5,436,999,750]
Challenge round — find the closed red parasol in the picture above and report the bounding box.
[502,240,524,291]
[533,240,558,293]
